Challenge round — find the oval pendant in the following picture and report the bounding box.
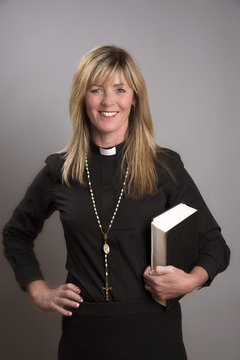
[103,243,110,254]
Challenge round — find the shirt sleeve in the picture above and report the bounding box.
[165,150,230,286]
[2,166,56,290]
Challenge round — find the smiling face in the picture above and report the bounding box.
[85,71,135,147]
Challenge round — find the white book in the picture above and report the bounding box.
[151,203,198,307]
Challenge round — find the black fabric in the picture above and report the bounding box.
[2,145,230,298]
[58,300,187,360]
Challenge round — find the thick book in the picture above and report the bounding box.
[151,203,198,307]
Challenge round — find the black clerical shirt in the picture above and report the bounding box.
[2,143,230,301]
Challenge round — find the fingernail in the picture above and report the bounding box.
[80,299,84,303]
[149,271,153,275]
[75,303,80,308]
[68,311,72,316]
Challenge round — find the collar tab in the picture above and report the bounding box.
[99,146,116,156]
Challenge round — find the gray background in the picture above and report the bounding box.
[0,0,239,359]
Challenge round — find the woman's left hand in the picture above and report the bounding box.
[143,265,208,301]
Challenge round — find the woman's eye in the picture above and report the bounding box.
[91,88,102,93]
[116,88,126,93]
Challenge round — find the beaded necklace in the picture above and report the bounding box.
[85,154,129,301]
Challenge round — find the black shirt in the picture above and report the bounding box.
[2,143,230,301]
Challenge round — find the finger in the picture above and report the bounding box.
[143,266,151,276]
[143,267,160,282]
[144,284,152,293]
[61,289,83,302]
[62,283,81,294]
[57,298,81,309]
[143,276,155,286]
[143,266,154,280]
[53,303,73,317]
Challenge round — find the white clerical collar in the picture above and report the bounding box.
[99,146,116,156]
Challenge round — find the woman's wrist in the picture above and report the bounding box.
[187,266,209,292]
[26,280,49,299]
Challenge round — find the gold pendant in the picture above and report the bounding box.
[102,281,112,301]
[103,243,110,254]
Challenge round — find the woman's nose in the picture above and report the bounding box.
[101,91,114,107]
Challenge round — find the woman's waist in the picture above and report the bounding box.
[71,298,169,316]
[66,270,151,303]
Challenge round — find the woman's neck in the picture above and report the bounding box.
[91,133,125,149]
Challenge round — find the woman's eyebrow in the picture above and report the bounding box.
[90,82,127,88]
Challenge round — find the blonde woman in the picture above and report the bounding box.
[3,45,230,360]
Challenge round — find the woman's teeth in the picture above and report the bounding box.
[100,111,118,117]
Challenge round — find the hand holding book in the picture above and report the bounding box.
[144,265,208,304]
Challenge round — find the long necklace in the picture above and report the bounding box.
[85,154,129,301]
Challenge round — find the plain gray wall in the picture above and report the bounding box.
[1,0,239,359]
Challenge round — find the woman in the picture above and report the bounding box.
[3,45,230,359]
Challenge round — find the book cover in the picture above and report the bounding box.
[151,203,198,307]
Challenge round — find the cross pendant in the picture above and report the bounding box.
[102,281,112,301]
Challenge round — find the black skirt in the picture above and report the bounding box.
[58,299,187,360]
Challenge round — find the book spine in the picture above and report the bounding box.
[151,223,167,307]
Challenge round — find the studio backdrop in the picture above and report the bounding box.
[0,1,239,359]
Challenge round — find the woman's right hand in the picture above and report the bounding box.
[26,280,83,316]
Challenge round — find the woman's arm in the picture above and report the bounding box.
[2,167,56,289]
[3,162,84,315]
[165,151,230,285]
[143,150,230,301]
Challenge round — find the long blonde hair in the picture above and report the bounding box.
[61,45,170,199]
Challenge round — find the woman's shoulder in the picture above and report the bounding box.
[154,146,187,186]
[44,152,66,181]
[45,152,66,167]
[156,146,183,168]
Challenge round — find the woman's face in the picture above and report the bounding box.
[85,71,135,145]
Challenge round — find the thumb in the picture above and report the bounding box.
[150,265,174,276]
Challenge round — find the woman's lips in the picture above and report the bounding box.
[99,111,119,118]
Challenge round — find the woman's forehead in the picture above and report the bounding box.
[90,69,130,87]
